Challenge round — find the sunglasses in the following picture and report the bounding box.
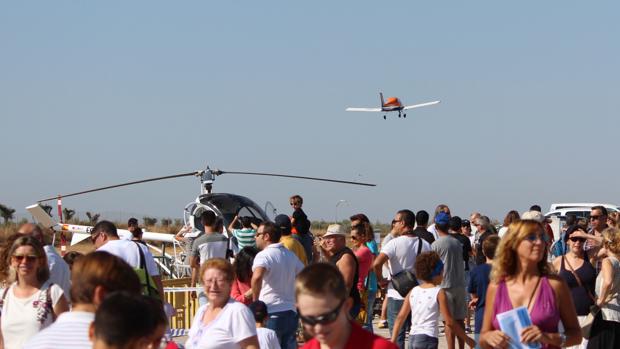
[589,215,602,220]
[524,233,549,243]
[12,254,39,263]
[569,237,586,243]
[298,298,345,326]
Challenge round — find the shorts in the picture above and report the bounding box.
[409,334,438,349]
[443,286,467,320]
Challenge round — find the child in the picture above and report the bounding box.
[248,300,281,349]
[467,235,499,343]
[392,251,475,349]
[290,194,314,262]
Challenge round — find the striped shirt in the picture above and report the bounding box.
[23,311,94,349]
[233,228,257,249]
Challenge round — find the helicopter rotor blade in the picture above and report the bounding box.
[217,171,376,187]
[38,171,199,202]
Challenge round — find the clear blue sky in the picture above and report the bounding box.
[2,1,619,224]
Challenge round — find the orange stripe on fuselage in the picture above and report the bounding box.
[383,97,402,107]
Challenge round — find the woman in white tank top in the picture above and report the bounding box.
[391,251,475,349]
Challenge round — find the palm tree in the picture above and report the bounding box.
[0,204,16,224]
[63,208,76,222]
[86,211,100,224]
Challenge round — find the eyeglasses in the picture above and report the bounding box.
[298,298,345,326]
[589,215,601,221]
[569,237,586,243]
[203,278,229,287]
[12,254,38,263]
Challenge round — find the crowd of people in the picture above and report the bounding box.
[1,198,620,349]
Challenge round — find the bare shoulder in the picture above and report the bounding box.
[546,274,569,291]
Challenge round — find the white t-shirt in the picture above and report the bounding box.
[252,243,304,313]
[381,235,431,300]
[427,224,439,241]
[409,286,441,338]
[23,311,94,349]
[498,226,509,239]
[381,233,396,279]
[44,246,71,302]
[185,299,257,349]
[0,281,64,349]
[257,327,280,349]
[97,239,159,276]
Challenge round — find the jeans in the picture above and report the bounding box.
[409,334,438,349]
[387,297,410,349]
[364,289,377,333]
[266,310,298,349]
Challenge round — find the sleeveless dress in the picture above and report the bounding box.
[491,277,560,349]
[558,254,596,316]
[587,256,620,348]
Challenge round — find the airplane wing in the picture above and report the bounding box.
[403,100,440,110]
[345,107,382,112]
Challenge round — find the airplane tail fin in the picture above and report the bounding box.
[26,204,56,229]
[379,92,385,107]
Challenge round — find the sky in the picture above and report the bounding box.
[1,1,619,224]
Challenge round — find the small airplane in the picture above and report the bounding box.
[346,92,440,120]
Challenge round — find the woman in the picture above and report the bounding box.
[350,224,374,329]
[231,246,259,305]
[186,258,259,349]
[0,234,21,289]
[498,210,520,239]
[552,225,596,349]
[587,227,620,348]
[0,236,69,349]
[480,220,581,349]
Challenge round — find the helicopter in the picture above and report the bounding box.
[28,165,376,278]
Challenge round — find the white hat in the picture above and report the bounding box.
[521,210,544,223]
[323,224,346,237]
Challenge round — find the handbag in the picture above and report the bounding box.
[134,242,161,300]
[390,237,423,297]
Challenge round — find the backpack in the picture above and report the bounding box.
[550,232,566,258]
[134,242,161,300]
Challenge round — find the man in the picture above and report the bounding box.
[275,214,308,265]
[18,223,71,300]
[529,204,554,245]
[428,204,451,241]
[252,222,304,349]
[24,251,142,349]
[469,212,481,236]
[473,216,494,265]
[290,194,314,262]
[432,212,467,349]
[587,205,609,271]
[228,215,257,249]
[297,263,398,349]
[412,210,435,245]
[190,212,228,302]
[90,220,164,300]
[377,216,402,329]
[321,224,361,317]
[372,209,431,349]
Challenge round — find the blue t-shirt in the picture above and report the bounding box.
[364,240,379,292]
[467,263,492,334]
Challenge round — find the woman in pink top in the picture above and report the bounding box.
[480,220,581,349]
[230,246,259,305]
[350,225,373,291]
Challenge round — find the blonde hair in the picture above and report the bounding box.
[602,227,620,255]
[490,220,551,282]
[199,258,234,283]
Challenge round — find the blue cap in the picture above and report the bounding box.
[435,212,450,225]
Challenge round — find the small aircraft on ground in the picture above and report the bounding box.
[346,92,440,120]
[28,166,376,278]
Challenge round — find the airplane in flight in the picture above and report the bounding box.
[346,92,440,119]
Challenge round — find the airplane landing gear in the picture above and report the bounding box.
[403,113,407,118]
[383,115,386,120]
[398,112,402,118]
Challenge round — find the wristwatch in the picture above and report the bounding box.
[559,333,567,347]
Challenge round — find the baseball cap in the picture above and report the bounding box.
[274,214,292,231]
[435,212,450,225]
[323,224,345,237]
[521,210,544,223]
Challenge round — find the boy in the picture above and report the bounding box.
[467,235,500,341]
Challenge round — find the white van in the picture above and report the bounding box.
[548,203,620,212]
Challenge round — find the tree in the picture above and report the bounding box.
[86,211,100,224]
[63,208,76,222]
[0,204,16,224]
[161,218,172,227]
[143,217,157,226]
[41,204,53,217]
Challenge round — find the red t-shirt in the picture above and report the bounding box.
[354,245,373,291]
[301,321,398,349]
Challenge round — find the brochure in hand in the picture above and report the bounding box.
[496,306,541,349]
